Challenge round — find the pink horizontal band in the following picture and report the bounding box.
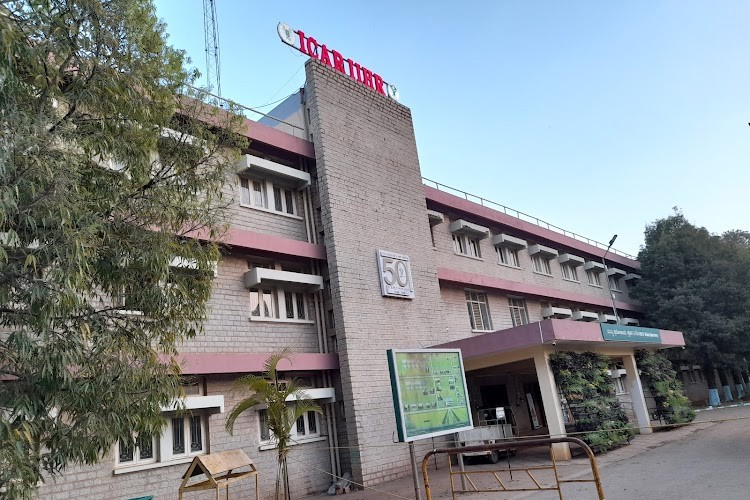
[223,228,327,260]
[185,227,327,260]
[175,352,339,375]
[435,319,685,358]
[242,119,315,160]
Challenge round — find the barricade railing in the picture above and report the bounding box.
[421,436,605,500]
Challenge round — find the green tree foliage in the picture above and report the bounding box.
[0,0,245,495]
[631,211,750,388]
[549,351,634,452]
[635,350,695,425]
[226,350,321,500]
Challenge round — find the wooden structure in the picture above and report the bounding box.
[178,449,259,500]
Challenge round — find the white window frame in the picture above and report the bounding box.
[240,177,268,209]
[613,376,626,395]
[112,284,146,316]
[496,246,520,268]
[240,176,301,218]
[561,263,579,282]
[587,270,602,287]
[608,275,622,292]
[294,410,319,439]
[168,414,206,459]
[531,254,552,275]
[116,434,157,467]
[283,290,308,320]
[453,234,481,259]
[250,289,311,323]
[115,413,209,472]
[508,298,530,327]
[465,290,493,332]
[258,407,322,448]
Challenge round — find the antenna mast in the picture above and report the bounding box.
[202,0,221,96]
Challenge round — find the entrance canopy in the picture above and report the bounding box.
[435,319,684,368]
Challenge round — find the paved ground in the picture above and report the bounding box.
[308,404,750,500]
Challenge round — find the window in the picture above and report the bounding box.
[272,186,297,214]
[496,246,520,267]
[453,234,481,258]
[259,407,320,444]
[465,291,492,331]
[508,298,529,327]
[240,178,267,208]
[251,289,309,321]
[531,255,552,275]
[295,410,318,440]
[613,376,626,395]
[587,270,602,287]
[117,434,156,466]
[258,409,271,441]
[608,276,622,292]
[561,264,579,282]
[171,414,205,457]
[112,283,148,315]
[240,177,298,216]
[283,291,307,320]
[116,414,208,469]
[250,289,277,318]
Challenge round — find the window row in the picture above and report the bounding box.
[236,153,311,219]
[463,291,639,332]
[245,260,323,323]
[250,288,310,320]
[464,292,531,332]
[240,177,300,216]
[438,217,639,293]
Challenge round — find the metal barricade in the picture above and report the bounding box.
[421,436,605,500]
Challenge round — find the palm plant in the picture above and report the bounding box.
[226,350,321,500]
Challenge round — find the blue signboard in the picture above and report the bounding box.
[600,324,662,343]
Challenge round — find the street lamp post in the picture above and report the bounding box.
[602,234,620,324]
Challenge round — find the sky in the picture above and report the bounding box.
[153,1,750,257]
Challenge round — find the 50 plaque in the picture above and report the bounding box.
[377,250,415,299]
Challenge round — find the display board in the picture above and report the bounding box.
[387,349,473,442]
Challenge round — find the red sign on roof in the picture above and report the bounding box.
[277,22,399,101]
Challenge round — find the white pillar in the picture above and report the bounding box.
[622,353,652,434]
[533,350,571,460]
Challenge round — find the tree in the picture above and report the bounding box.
[226,351,321,500]
[632,211,750,398]
[0,1,245,496]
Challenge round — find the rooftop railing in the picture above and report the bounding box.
[182,87,635,260]
[422,177,637,260]
[184,86,308,140]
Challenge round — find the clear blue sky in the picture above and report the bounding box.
[154,1,750,256]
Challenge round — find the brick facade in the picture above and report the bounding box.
[306,60,447,485]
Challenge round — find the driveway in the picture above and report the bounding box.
[305,404,750,500]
